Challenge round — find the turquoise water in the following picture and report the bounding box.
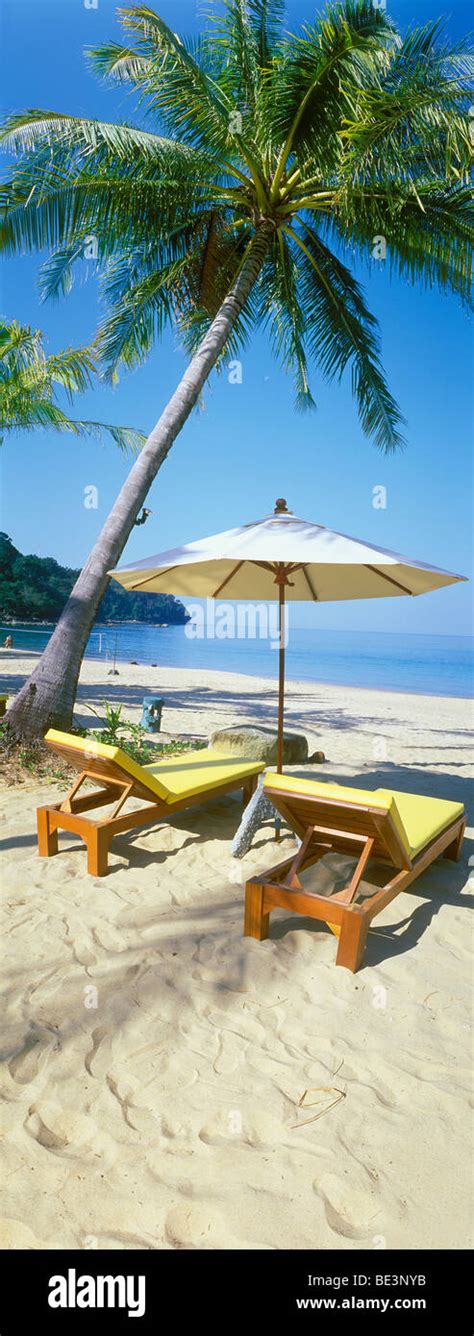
[2,622,473,698]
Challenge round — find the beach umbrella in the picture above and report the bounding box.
[110,500,465,772]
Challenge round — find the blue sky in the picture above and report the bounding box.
[1,0,473,635]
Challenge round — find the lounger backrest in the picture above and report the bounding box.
[264,773,411,867]
[45,729,171,802]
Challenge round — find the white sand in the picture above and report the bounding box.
[1,650,472,1250]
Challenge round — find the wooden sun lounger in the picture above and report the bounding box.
[244,774,465,972]
[38,729,263,877]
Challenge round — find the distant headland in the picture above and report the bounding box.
[0,534,190,626]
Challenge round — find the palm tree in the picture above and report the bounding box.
[0,318,144,450]
[1,1,472,737]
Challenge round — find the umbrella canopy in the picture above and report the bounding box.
[110,499,464,602]
[110,499,465,772]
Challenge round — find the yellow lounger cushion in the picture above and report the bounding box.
[143,750,264,803]
[264,773,463,861]
[46,729,263,804]
[377,789,464,859]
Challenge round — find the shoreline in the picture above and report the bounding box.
[1,651,472,807]
[1,647,472,707]
[2,618,473,638]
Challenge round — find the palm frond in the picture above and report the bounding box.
[211,2,259,113]
[0,317,144,448]
[86,40,150,85]
[284,223,405,449]
[118,5,233,151]
[270,0,398,186]
[95,259,186,375]
[248,0,286,67]
[259,232,316,409]
[0,108,210,164]
[328,180,473,305]
[96,216,251,374]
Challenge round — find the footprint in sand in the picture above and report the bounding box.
[8,1027,59,1085]
[160,1114,191,1141]
[84,1026,112,1079]
[145,1116,194,1159]
[92,924,130,953]
[315,1172,380,1240]
[105,1073,142,1130]
[213,1030,246,1076]
[0,1218,43,1249]
[199,1109,283,1149]
[24,1100,116,1164]
[62,916,97,969]
[165,1202,226,1249]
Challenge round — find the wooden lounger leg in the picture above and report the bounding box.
[86,826,110,878]
[37,807,58,858]
[336,908,369,973]
[444,821,465,862]
[244,882,269,941]
[242,774,258,806]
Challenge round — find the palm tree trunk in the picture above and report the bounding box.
[7,222,274,739]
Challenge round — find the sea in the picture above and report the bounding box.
[2,622,473,699]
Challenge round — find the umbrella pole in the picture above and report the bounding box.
[277,581,285,775]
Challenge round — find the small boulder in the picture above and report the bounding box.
[210,724,309,765]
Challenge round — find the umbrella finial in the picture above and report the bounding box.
[274,498,289,514]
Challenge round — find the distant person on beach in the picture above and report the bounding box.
[3,635,13,649]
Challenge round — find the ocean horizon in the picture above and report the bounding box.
[2,621,473,700]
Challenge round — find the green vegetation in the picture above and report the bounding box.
[0,702,205,782]
[77,700,206,765]
[0,718,67,780]
[0,318,145,450]
[0,533,189,625]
